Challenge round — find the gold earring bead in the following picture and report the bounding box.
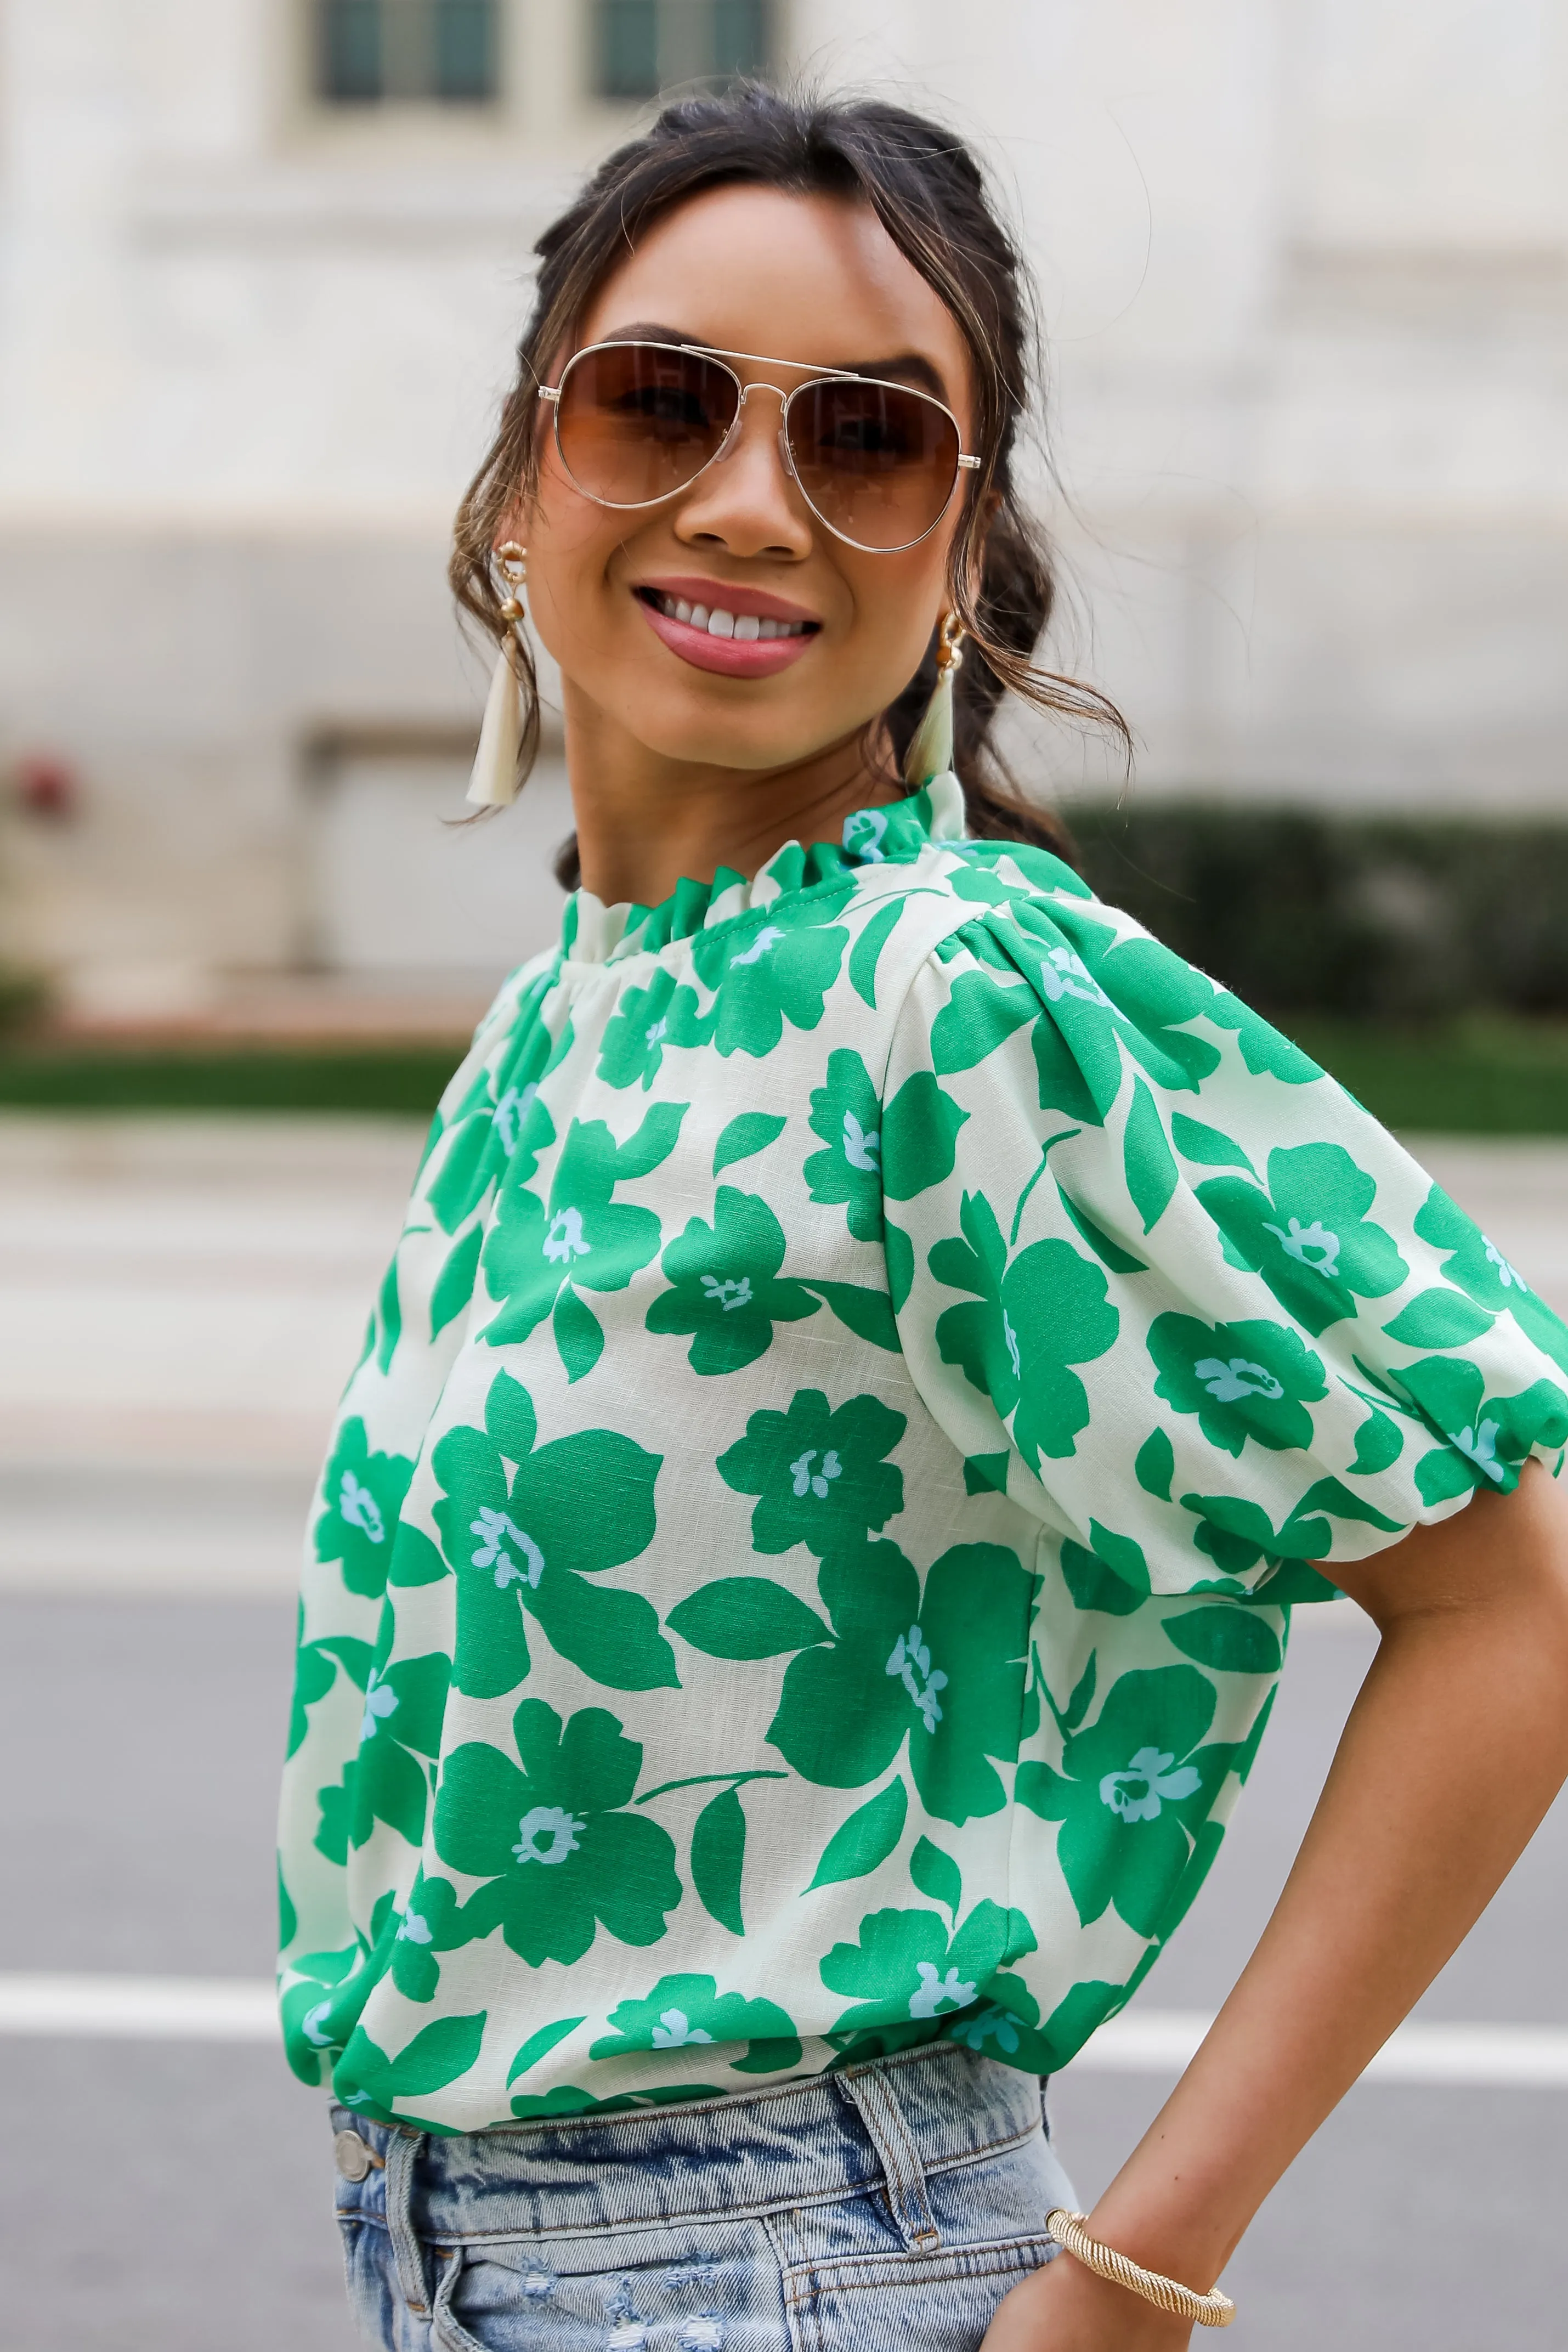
[496,541,527,623]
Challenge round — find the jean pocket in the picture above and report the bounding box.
[431,2239,786,2352]
[784,2233,1057,2352]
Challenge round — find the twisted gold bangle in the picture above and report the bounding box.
[1045,2210,1236,2328]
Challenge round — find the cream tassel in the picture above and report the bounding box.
[465,633,525,807]
[901,612,966,789]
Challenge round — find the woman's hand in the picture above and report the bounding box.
[982,2253,1192,2352]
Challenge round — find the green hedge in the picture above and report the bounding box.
[1070,804,1568,1021]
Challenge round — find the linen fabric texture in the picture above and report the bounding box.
[279,771,1568,2134]
[332,2039,1075,2351]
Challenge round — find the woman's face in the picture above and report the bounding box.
[521,184,977,779]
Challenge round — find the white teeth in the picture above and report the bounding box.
[649,590,810,640]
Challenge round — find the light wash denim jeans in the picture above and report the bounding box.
[331,2040,1078,2352]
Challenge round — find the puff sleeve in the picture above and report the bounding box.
[882,863,1568,1603]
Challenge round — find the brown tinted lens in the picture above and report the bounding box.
[554,345,738,508]
[784,380,960,549]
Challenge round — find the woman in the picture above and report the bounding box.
[279,87,1568,2350]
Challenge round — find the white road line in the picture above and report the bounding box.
[1,1978,1566,2086]
[0,1975,276,2040]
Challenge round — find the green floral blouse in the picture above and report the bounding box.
[279,771,1568,2132]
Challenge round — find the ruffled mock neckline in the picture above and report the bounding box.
[559,770,967,968]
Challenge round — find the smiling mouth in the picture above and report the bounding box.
[635,587,819,642]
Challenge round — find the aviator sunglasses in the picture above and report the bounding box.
[537,340,982,554]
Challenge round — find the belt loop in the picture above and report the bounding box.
[382,2127,434,2317]
[839,2060,941,2250]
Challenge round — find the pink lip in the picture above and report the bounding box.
[635,587,819,679]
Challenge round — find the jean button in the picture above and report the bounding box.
[334,2127,375,2182]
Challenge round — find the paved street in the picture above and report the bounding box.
[2,1115,1565,2349]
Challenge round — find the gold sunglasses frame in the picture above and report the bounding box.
[537,338,982,555]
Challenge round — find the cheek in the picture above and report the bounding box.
[525,488,632,656]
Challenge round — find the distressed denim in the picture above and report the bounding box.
[332,2039,1077,2352]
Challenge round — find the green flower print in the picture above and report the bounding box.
[480,1104,686,1374]
[647,1186,821,1376]
[1196,1144,1407,1336]
[820,1898,1027,2039]
[596,970,710,1092]
[1394,1356,1568,1506]
[314,1419,416,1601]
[315,1649,450,1861]
[762,1539,1034,1824]
[423,998,558,1234]
[434,1699,681,1968]
[387,1874,474,2004]
[690,895,851,1058]
[281,1940,372,2084]
[1413,1184,1568,1377]
[1017,1666,1235,1938]
[431,1370,675,1698]
[803,1048,967,1240]
[1147,1313,1328,1456]
[589,1972,802,2074]
[717,1388,905,1556]
[930,1192,1119,1469]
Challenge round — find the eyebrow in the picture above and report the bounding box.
[591,322,951,402]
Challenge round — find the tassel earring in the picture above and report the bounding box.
[901,610,966,790]
[466,542,528,807]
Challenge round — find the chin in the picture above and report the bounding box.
[614,690,845,776]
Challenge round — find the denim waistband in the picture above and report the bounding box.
[333,2039,1048,2247]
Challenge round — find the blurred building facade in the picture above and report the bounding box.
[1,0,1565,1014]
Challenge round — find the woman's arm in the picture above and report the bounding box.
[983,1461,1568,2350]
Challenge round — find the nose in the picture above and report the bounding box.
[672,386,813,563]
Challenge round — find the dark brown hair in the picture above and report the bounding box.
[450,82,1127,882]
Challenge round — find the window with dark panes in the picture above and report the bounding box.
[592,0,774,101]
[316,0,499,105]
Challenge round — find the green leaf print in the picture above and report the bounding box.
[506,2014,585,2084]
[713,1111,788,1174]
[1147,1313,1328,1456]
[690,1788,747,1935]
[430,1369,674,1698]
[820,1897,1027,2036]
[480,1105,686,1358]
[1162,1607,1282,1675]
[433,1700,681,1968]
[1413,1183,1568,1377]
[692,894,851,1058]
[930,1193,1120,1469]
[596,968,710,1090]
[1134,1429,1175,1500]
[314,1420,416,1601]
[909,1836,962,1919]
[590,1974,802,2074]
[1122,1078,1179,1234]
[335,2009,488,2111]
[1059,1521,1152,1616]
[1016,1666,1236,1938]
[1394,1356,1568,1505]
[766,1540,1034,1827]
[430,1224,483,1341]
[1196,1144,1408,1336]
[717,1388,905,1557]
[288,1610,371,1756]
[1169,1113,1257,1178]
[805,1777,908,1891]
[646,1186,821,1376]
[848,894,905,1008]
[1382,1288,1495,1350]
[1348,1404,1405,1475]
[667,1576,830,1659]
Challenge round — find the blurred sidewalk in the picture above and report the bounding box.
[3,1112,1566,1597]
